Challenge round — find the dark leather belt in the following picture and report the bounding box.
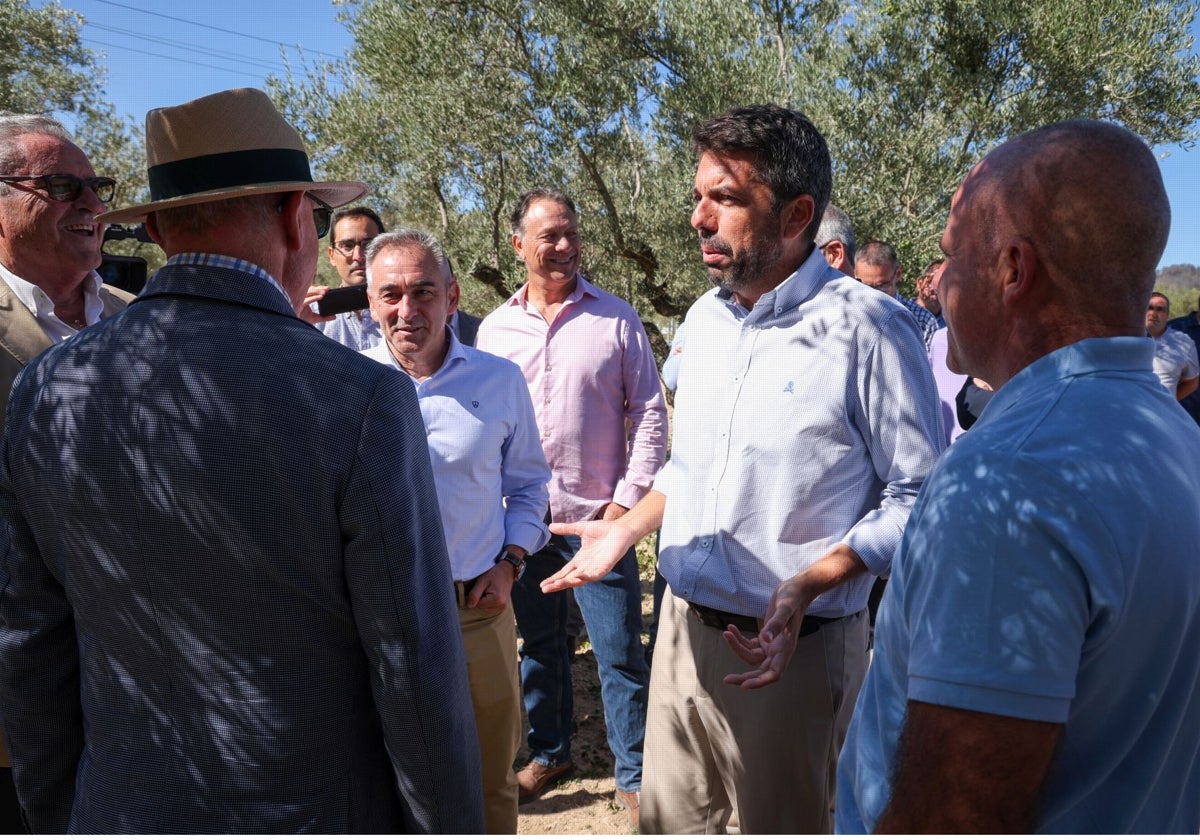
[454,574,485,606]
[687,601,841,637]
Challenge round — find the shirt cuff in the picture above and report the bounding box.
[504,519,551,556]
[612,480,651,512]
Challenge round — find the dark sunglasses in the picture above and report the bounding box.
[0,173,117,204]
[277,193,334,237]
[310,195,333,238]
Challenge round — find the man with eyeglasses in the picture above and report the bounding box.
[855,239,940,351]
[0,115,133,423]
[814,203,856,274]
[302,206,386,350]
[0,112,133,834]
[0,88,483,833]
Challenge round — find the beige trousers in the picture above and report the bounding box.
[458,597,522,835]
[641,588,868,834]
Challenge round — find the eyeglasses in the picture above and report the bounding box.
[309,194,333,238]
[0,173,117,204]
[331,237,375,258]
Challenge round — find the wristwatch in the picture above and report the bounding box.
[495,549,526,581]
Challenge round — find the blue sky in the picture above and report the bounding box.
[46,0,1200,269]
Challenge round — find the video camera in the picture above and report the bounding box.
[100,224,155,295]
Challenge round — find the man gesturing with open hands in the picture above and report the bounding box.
[543,104,943,834]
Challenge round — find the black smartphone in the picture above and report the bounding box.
[316,284,370,316]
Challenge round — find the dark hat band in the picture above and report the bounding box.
[147,148,313,200]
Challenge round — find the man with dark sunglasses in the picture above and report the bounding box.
[0,89,483,833]
[0,115,133,426]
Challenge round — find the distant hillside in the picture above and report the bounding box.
[1158,265,1200,289]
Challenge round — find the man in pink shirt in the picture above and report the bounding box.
[477,188,666,826]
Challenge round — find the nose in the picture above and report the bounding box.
[691,199,714,236]
[78,183,107,212]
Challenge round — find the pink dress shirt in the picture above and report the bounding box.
[477,274,667,523]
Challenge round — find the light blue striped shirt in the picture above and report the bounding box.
[655,247,945,619]
[363,330,551,580]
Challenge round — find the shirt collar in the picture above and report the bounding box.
[166,253,290,306]
[374,325,465,381]
[715,244,842,321]
[983,336,1156,421]
[508,272,597,308]
[0,261,103,320]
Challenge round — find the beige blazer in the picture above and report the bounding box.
[0,280,135,423]
[0,278,132,767]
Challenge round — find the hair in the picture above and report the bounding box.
[330,205,385,241]
[365,228,453,288]
[510,188,576,237]
[856,239,899,270]
[691,104,831,240]
[917,258,944,281]
[0,114,75,193]
[816,204,855,264]
[1149,291,1170,308]
[152,192,280,239]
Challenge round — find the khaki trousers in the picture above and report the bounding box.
[457,595,522,834]
[641,588,868,834]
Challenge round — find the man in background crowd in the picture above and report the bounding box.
[855,239,940,350]
[1168,292,1200,423]
[302,205,385,350]
[1146,291,1198,401]
[477,188,665,828]
[815,203,855,273]
[914,258,946,328]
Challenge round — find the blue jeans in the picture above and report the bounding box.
[513,532,649,792]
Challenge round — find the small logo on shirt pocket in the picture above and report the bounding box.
[783,380,795,395]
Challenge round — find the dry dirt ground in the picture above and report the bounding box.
[515,564,656,835]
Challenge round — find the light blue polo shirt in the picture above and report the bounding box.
[838,336,1200,833]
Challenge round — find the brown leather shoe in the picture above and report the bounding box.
[614,788,640,831]
[516,760,574,803]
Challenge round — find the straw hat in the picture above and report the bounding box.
[99,88,367,224]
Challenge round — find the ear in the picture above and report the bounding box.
[144,213,165,247]
[779,194,816,243]
[447,277,461,316]
[823,240,845,269]
[512,231,526,262]
[279,191,307,252]
[1000,236,1039,306]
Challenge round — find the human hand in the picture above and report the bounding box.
[723,577,808,690]
[541,520,635,592]
[298,284,335,324]
[466,562,515,613]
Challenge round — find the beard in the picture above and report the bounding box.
[701,232,785,296]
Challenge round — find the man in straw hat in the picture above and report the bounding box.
[0,88,484,833]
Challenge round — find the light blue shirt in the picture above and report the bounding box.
[838,337,1200,833]
[654,246,945,619]
[660,320,686,393]
[320,309,382,352]
[363,331,550,580]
